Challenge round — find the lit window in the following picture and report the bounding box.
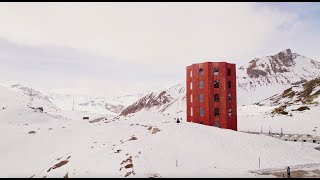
[214,81,219,88]
[228,108,232,117]
[190,107,193,116]
[190,82,192,90]
[228,81,231,88]
[215,108,220,117]
[214,94,219,102]
[228,94,232,101]
[190,70,192,77]
[200,107,204,117]
[199,68,203,76]
[200,94,204,102]
[214,67,219,75]
[190,94,193,102]
[199,81,204,89]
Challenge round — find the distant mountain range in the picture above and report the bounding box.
[120,49,320,117]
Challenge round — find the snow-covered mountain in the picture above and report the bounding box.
[1,82,144,116]
[120,49,320,118]
[1,82,60,112]
[120,84,186,117]
[237,49,320,105]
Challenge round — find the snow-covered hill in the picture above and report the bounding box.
[2,84,320,178]
[237,49,320,105]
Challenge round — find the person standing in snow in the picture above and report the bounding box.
[287,166,291,178]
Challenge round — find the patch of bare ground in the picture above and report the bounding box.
[47,159,69,172]
[63,172,68,178]
[119,155,136,177]
[128,136,138,141]
[257,169,320,178]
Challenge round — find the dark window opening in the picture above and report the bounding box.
[215,122,220,127]
[200,107,204,117]
[199,68,203,76]
[228,68,231,76]
[200,94,204,102]
[313,140,317,143]
[214,67,219,75]
[200,122,204,124]
[294,140,297,142]
[228,108,232,117]
[303,140,306,142]
[214,81,219,88]
[215,108,220,117]
[199,81,204,89]
[214,94,219,102]
[228,81,231,88]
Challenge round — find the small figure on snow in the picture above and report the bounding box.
[286,166,291,178]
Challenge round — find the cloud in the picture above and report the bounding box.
[0,2,317,97]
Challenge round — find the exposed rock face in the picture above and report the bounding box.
[120,84,185,117]
[257,77,320,106]
[246,49,299,79]
[238,48,320,105]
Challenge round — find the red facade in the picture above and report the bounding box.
[186,62,237,131]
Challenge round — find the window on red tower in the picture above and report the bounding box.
[215,108,220,117]
[214,67,219,75]
[200,107,204,117]
[228,93,232,101]
[228,108,232,117]
[190,94,193,102]
[190,70,192,77]
[199,68,203,76]
[200,94,204,102]
[214,94,219,102]
[199,81,204,89]
[190,82,192,90]
[228,81,231,88]
[228,68,231,76]
[214,81,219,88]
[190,107,193,116]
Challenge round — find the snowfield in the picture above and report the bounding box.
[238,104,320,135]
[1,85,320,178]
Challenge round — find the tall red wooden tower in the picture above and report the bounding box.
[186,62,237,131]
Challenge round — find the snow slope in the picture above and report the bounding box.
[2,84,320,178]
[238,104,320,135]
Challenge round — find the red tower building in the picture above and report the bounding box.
[186,62,237,131]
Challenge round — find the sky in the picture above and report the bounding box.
[0,2,319,97]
